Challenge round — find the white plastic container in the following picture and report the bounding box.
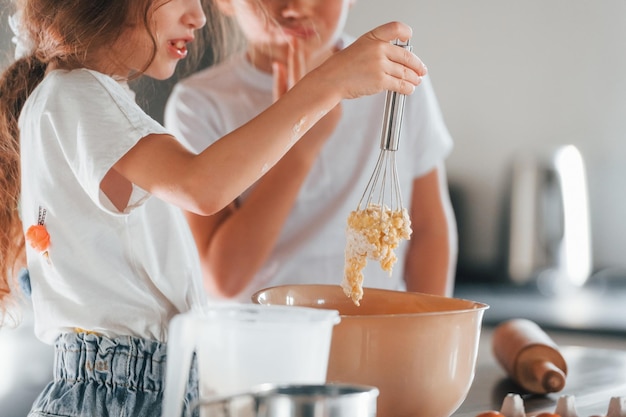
[162,304,340,417]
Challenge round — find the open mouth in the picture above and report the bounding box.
[169,40,188,58]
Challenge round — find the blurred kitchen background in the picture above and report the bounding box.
[2,0,626,415]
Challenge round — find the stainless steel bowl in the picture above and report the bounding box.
[196,383,379,417]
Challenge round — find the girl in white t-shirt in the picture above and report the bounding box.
[0,0,426,416]
[165,0,458,303]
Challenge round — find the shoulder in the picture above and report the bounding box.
[45,69,125,95]
[36,69,164,136]
[40,69,138,113]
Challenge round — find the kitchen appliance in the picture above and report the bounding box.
[195,383,379,417]
[253,284,489,417]
[161,305,340,417]
[504,144,592,292]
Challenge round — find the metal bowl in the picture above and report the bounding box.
[196,383,378,417]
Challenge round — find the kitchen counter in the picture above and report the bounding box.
[3,313,626,417]
[454,282,626,334]
[453,326,626,417]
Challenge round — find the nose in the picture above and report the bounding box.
[185,0,207,29]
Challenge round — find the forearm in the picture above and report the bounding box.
[195,105,340,298]
[116,22,425,215]
[404,167,458,296]
[189,79,340,214]
[404,224,456,296]
[203,154,317,297]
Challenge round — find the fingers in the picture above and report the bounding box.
[369,22,428,95]
[272,61,288,101]
[273,37,309,101]
[287,37,308,87]
[390,75,422,96]
[397,45,427,78]
[293,21,428,100]
[387,45,427,87]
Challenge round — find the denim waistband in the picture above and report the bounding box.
[54,332,170,393]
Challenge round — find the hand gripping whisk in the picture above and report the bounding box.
[358,38,411,213]
[342,39,414,306]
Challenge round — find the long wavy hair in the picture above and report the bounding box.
[0,0,231,323]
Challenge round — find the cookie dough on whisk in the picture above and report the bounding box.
[342,40,414,306]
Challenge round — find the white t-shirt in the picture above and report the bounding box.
[19,69,207,344]
[165,36,453,303]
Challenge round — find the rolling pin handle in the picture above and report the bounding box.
[532,360,566,392]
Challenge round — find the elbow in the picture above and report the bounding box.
[202,265,248,300]
[214,281,245,299]
[193,200,228,217]
[178,181,233,216]
[210,259,250,298]
[202,246,253,299]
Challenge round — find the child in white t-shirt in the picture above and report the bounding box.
[165,0,457,303]
[0,0,426,416]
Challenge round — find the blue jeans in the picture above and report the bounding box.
[28,332,199,417]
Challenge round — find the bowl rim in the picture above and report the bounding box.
[251,284,490,318]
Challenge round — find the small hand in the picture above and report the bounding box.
[272,37,308,101]
[311,21,428,100]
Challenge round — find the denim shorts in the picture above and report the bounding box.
[27,332,199,417]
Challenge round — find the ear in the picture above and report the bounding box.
[214,0,235,16]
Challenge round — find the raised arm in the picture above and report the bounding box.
[114,22,425,215]
[184,35,343,298]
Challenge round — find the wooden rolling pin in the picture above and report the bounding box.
[492,318,568,394]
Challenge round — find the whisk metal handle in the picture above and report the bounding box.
[380,39,413,152]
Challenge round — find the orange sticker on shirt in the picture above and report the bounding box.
[26,206,50,263]
[26,224,50,252]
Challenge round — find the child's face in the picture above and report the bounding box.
[123,0,207,79]
[221,0,355,68]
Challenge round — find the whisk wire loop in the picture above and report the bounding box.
[342,38,414,305]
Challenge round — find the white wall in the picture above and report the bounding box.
[346,0,626,273]
[2,1,626,274]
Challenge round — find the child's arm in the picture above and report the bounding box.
[183,36,341,298]
[404,164,458,297]
[186,110,342,297]
[114,22,425,215]
[186,104,342,298]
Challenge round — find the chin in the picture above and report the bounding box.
[146,70,175,81]
[151,73,175,81]
[145,62,178,80]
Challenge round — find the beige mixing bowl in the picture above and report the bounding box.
[252,284,489,417]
